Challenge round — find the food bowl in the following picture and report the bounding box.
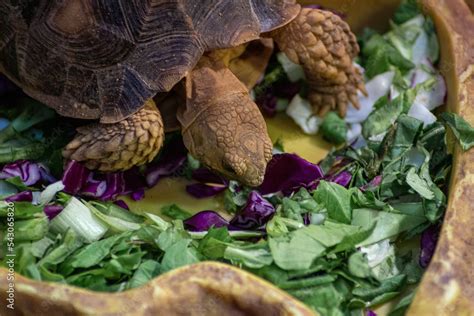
[1,0,473,315]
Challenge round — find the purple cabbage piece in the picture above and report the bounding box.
[0,160,55,186]
[369,175,383,186]
[303,213,311,226]
[81,177,107,198]
[186,168,228,199]
[99,173,127,200]
[43,205,63,220]
[360,175,383,192]
[114,200,130,210]
[325,170,352,188]
[62,160,147,201]
[308,158,354,191]
[230,191,275,229]
[91,169,146,201]
[323,157,352,173]
[419,225,440,268]
[186,182,227,199]
[259,154,324,195]
[183,210,229,232]
[131,188,145,201]
[273,82,301,99]
[366,310,377,316]
[102,173,124,200]
[5,191,32,202]
[256,83,301,117]
[256,93,278,117]
[62,160,91,194]
[123,168,147,192]
[145,138,188,187]
[191,168,227,184]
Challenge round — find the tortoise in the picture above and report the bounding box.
[0,0,365,186]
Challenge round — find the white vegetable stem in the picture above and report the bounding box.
[276,53,305,82]
[50,197,108,243]
[286,95,322,135]
[39,180,65,205]
[346,123,362,144]
[412,68,446,111]
[408,102,437,127]
[346,71,395,124]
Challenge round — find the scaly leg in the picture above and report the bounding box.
[271,8,366,117]
[63,100,164,172]
[178,58,273,187]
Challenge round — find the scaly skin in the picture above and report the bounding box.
[271,8,367,117]
[178,58,273,187]
[62,100,164,171]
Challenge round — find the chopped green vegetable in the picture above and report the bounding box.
[269,228,326,270]
[12,217,49,242]
[85,200,141,233]
[0,101,55,143]
[352,209,427,246]
[393,0,420,24]
[160,204,192,220]
[160,239,200,273]
[406,167,434,199]
[224,242,273,269]
[67,235,123,269]
[362,34,415,78]
[440,112,474,150]
[127,260,161,289]
[320,112,347,145]
[313,181,352,224]
[362,91,416,140]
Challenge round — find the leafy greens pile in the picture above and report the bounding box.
[2,1,474,315]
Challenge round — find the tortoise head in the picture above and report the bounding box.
[177,59,273,187]
[181,115,273,187]
[219,124,273,187]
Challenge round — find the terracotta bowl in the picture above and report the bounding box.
[1,0,473,315]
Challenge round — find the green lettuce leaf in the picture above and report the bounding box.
[352,209,427,246]
[224,242,273,269]
[160,204,192,220]
[440,112,474,150]
[313,181,351,224]
[393,0,420,24]
[269,229,325,270]
[127,260,161,289]
[160,239,200,273]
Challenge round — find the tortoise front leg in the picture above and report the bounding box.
[271,8,366,117]
[178,58,273,187]
[63,100,164,172]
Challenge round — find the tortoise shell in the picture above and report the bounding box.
[0,0,299,123]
